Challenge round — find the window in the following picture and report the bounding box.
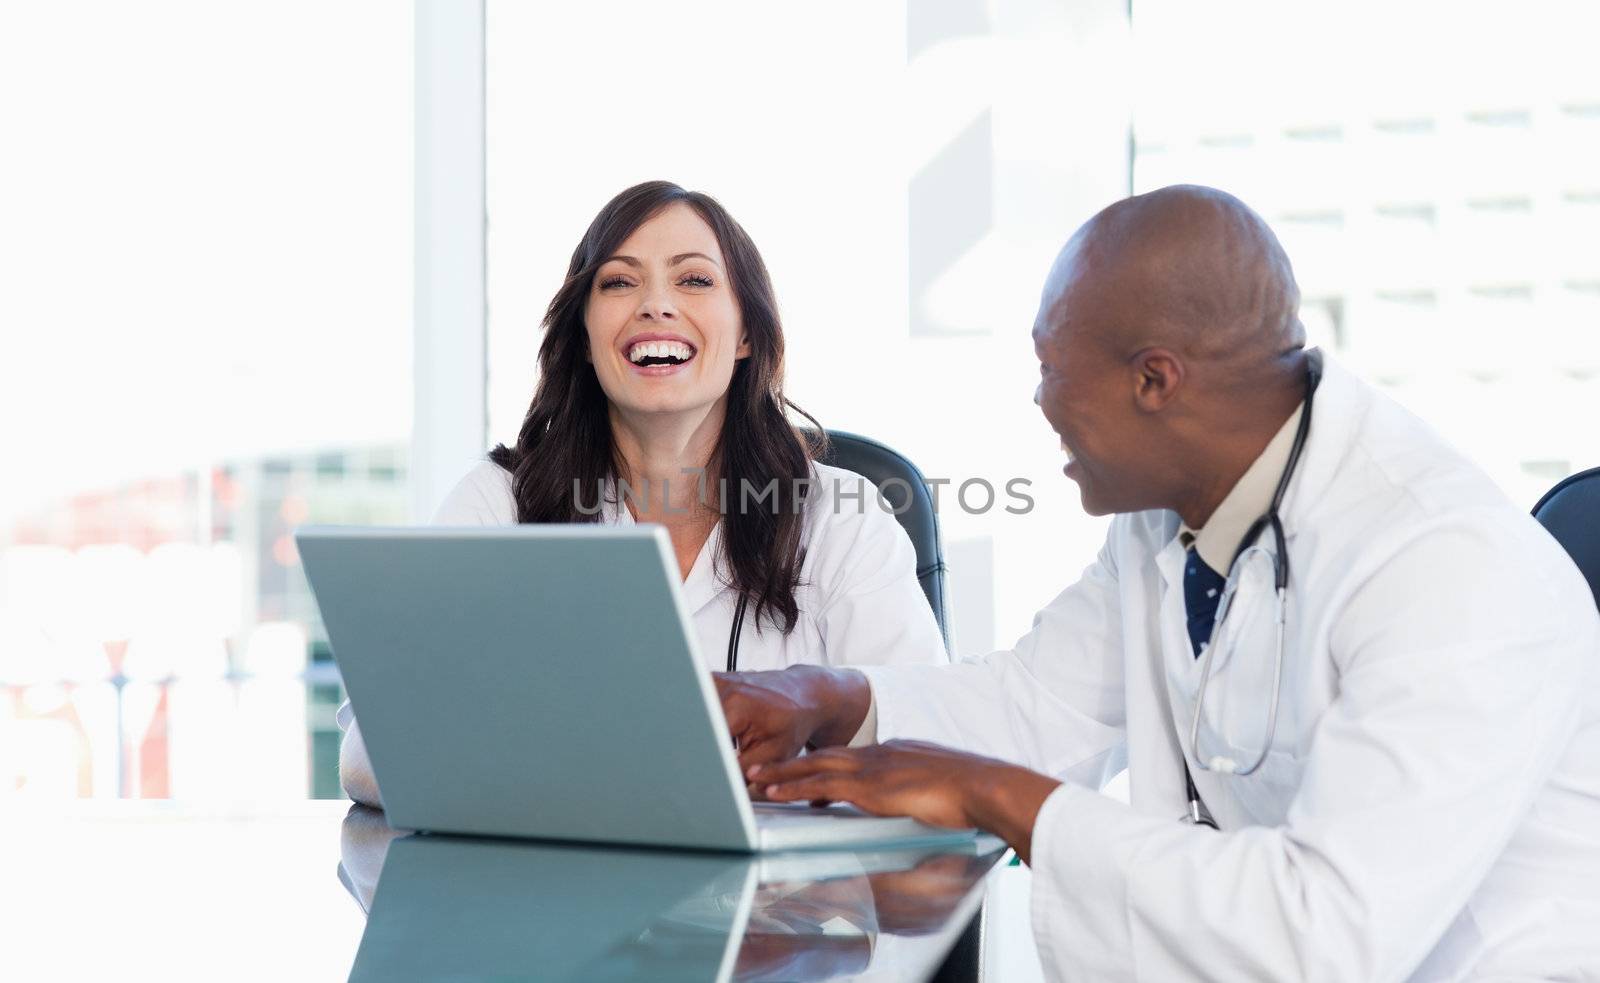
[485,0,1131,652]
[1132,0,1600,506]
[0,2,411,800]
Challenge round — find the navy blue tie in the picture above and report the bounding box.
[1183,546,1227,658]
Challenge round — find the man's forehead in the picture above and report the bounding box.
[1034,310,1087,369]
[1033,268,1089,353]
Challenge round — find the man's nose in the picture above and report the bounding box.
[1033,382,1042,406]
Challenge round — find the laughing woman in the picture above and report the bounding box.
[338,181,949,806]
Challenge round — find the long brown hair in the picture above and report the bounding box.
[489,181,824,633]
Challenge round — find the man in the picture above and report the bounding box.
[717,186,1600,980]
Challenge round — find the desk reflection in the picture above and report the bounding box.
[337,805,1005,982]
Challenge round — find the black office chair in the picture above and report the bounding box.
[817,429,952,649]
[814,430,978,983]
[1533,465,1600,612]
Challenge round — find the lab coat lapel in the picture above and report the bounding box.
[1154,512,1217,697]
[1155,534,1200,685]
[1155,526,1210,775]
[1144,518,1207,820]
[679,521,729,617]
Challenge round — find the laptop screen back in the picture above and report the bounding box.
[297,525,756,850]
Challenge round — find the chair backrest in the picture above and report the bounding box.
[816,430,950,648]
[1532,465,1600,613]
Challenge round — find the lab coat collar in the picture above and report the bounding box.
[1273,348,1368,540]
[596,477,729,616]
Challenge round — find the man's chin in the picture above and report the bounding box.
[1066,469,1114,517]
[1077,492,1115,517]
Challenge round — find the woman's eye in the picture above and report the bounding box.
[598,276,633,291]
[678,274,714,288]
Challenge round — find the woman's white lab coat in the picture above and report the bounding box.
[338,461,950,802]
[861,354,1600,981]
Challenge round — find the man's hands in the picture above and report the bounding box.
[747,740,1062,864]
[714,667,1063,862]
[714,666,872,772]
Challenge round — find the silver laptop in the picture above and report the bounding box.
[296,525,973,853]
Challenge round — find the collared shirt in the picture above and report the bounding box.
[1177,401,1304,573]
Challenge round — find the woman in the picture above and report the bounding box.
[339,181,947,806]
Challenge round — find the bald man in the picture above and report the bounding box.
[716,186,1600,980]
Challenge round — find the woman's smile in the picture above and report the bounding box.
[622,331,699,376]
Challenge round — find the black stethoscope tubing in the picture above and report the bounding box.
[1184,351,1323,829]
[726,592,748,673]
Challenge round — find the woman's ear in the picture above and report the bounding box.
[736,332,752,360]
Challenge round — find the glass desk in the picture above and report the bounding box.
[4,801,1018,982]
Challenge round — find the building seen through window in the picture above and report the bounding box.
[2,447,406,799]
[1132,0,1600,507]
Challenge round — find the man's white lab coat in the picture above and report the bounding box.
[861,353,1600,980]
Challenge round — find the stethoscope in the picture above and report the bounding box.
[726,593,748,672]
[725,593,749,752]
[1183,350,1322,829]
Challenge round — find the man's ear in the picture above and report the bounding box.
[1131,346,1183,412]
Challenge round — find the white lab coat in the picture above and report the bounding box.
[338,460,950,799]
[861,354,1600,981]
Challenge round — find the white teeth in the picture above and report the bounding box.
[628,340,694,363]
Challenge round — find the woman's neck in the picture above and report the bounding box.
[610,401,726,524]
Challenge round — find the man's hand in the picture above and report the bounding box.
[714,666,873,775]
[748,740,1062,863]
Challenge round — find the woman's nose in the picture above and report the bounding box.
[636,292,677,321]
